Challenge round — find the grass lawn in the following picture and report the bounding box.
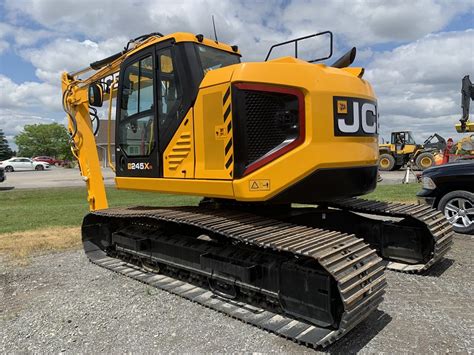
[0,183,420,234]
[364,183,420,203]
[0,183,421,263]
[0,187,201,234]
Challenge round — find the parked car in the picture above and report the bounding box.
[417,160,474,234]
[33,156,63,166]
[0,166,5,182]
[0,157,50,172]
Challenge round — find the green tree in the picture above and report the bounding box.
[0,129,13,160]
[15,123,73,159]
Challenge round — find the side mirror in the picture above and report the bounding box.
[88,83,103,107]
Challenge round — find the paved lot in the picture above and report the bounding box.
[379,168,420,185]
[0,167,115,190]
[1,234,472,353]
[1,168,412,190]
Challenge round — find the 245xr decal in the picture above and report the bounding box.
[334,97,378,136]
[127,162,152,170]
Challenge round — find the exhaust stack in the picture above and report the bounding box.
[331,47,356,68]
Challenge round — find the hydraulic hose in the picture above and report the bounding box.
[62,86,78,141]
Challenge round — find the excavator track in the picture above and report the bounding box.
[82,206,386,348]
[325,198,454,273]
[199,197,454,274]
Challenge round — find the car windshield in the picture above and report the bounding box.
[196,44,240,74]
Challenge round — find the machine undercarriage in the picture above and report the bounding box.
[82,196,452,347]
[83,204,386,347]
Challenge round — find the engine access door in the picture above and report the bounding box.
[115,46,159,177]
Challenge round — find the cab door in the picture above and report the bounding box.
[115,46,159,177]
[392,132,406,153]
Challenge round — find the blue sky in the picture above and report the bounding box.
[0,0,473,149]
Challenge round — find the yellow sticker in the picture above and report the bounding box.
[337,100,348,114]
[249,179,270,191]
[215,124,227,140]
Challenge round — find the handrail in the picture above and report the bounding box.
[264,31,333,63]
[107,79,118,172]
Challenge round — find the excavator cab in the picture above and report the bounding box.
[89,40,241,179]
[79,32,380,203]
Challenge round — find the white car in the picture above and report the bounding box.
[0,157,50,172]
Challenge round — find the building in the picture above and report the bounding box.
[95,120,116,168]
[95,118,155,167]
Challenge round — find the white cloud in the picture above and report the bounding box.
[4,0,472,60]
[0,74,60,111]
[366,30,474,141]
[0,108,58,144]
[0,22,52,51]
[19,36,127,83]
[0,39,10,54]
[367,30,474,89]
[356,48,374,62]
[281,0,471,46]
[1,0,473,150]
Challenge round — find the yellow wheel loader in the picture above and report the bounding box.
[62,31,453,348]
[378,131,445,171]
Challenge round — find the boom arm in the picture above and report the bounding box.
[61,33,167,211]
[456,75,474,133]
[62,73,109,211]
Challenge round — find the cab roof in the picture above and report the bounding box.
[125,32,241,59]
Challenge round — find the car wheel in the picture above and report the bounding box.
[35,165,44,171]
[379,154,395,171]
[4,166,14,172]
[438,190,474,234]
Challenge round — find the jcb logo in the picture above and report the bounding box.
[127,162,152,170]
[334,97,378,136]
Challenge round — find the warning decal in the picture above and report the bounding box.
[249,179,270,191]
[215,124,227,140]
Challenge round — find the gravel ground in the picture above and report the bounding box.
[1,234,473,353]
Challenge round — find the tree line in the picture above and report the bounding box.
[0,123,73,160]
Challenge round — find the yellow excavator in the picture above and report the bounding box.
[456,75,474,133]
[62,32,453,348]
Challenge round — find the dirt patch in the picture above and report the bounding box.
[0,227,81,264]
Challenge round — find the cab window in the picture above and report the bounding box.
[119,55,156,157]
[195,44,240,74]
[406,133,416,145]
[157,48,183,132]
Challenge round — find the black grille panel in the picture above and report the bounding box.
[232,85,301,178]
[244,91,290,164]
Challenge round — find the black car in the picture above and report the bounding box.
[0,166,5,183]
[417,160,474,234]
